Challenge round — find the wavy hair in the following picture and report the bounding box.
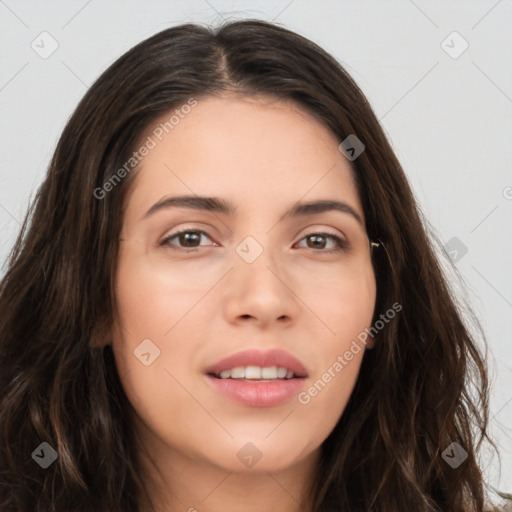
[0,19,492,511]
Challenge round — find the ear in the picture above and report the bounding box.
[91,331,112,348]
[365,338,375,349]
[90,317,113,348]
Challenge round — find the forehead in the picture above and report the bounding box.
[122,94,362,223]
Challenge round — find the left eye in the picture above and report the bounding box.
[160,230,348,253]
[294,233,348,253]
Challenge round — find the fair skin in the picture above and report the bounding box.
[111,94,377,512]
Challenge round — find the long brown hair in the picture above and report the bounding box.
[0,19,493,511]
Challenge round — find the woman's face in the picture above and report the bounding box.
[112,95,376,475]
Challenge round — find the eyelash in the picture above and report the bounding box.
[159,229,349,255]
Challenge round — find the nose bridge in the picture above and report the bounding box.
[224,232,299,324]
[234,234,286,293]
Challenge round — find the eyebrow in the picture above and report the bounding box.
[141,195,363,225]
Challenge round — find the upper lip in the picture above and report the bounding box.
[205,348,308,378]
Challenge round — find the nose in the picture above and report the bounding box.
[222,247,301,330]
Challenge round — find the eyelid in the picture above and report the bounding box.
[292,224,349,248]
[293,224,347,242]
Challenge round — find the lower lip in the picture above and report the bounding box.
[205,375,306,407]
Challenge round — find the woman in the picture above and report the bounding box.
[0,19,493,511]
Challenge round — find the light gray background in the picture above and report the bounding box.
[1,0,511,501]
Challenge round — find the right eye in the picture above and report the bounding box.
[160,229,218,252]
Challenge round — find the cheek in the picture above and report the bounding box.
[307,268,377,341]
[113,251,213,341]
[110,267,193,447]
[111,252,212,422]
[296,271,376,414]
[337,275,376,335]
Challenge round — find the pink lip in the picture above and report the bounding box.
[204,348,308,377]
[204,349,308,408]
[205,375,305,407]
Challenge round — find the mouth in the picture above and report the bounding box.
[208,365,301,381]
[204,349,308,407]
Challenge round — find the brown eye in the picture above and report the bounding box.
[295,232,349,254]
[160,230,214,251]
[306,234,328,249]
[177,232,201,247]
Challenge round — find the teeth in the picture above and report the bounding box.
[230,367,245,378]
[216,366,295,380]
[261,366,277,378]
[245,366,261,379]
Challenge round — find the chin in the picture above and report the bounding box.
[204,435,318,474]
